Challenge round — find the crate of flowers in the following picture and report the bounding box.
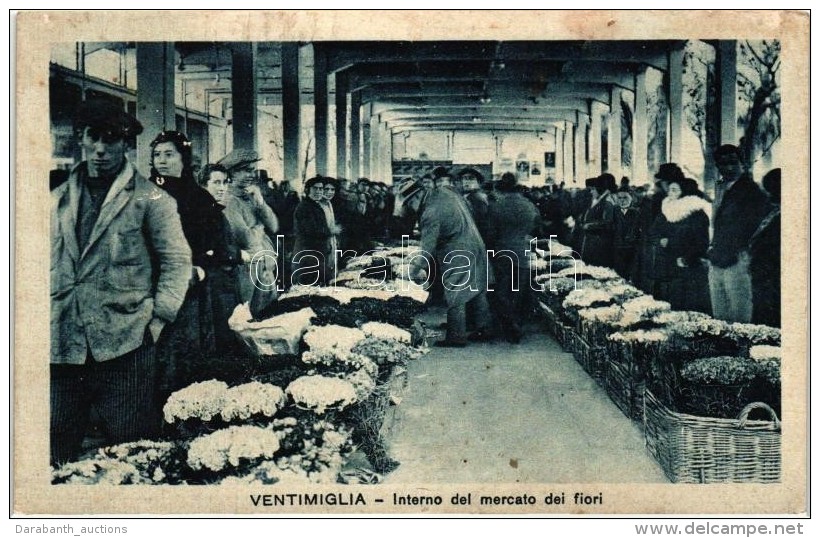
[604,329,670,421]
[603,359,644,421]
[643,389,780,483]
[578,304,625,346]
[572,333,608,381]
[562,287,617,331]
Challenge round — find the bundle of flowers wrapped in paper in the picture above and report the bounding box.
[663,318,739,360]
[229,304,316,357]
[186,425,282,476]
[52,441,185,485]
[677,356,767,418]
[286,375,360,415]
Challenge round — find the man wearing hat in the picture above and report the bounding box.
[460,168,491,244]
[218,149,280,302]
[707,144,769,323]
[394,178,493,347]
[50,99,192,465]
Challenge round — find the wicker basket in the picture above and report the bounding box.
[537,300,559,336]
[556,322,574,351]
[643,390,781,483]
[604,359,645,422]
[573,335,606,381]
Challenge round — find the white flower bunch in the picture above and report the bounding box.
[52,458,144,485]
[563,288,614,309]
[220,382,287,423]
[163,380,229,424]
[670,318,732,339]
[304,325,366,353]
[731,323,782,345]
[361,321,412,343]
[352,336,425,366]
[603,283,643,301]
[286,375,359,414]
[186,425,281,472]
[579,305,624,323]
[344,255,377,270]
[652,310,711,326]
[608,329,669,344]
[749,345,782,363]
[622,295,672,317]
[345,368,377,399]
[302,349,378,378]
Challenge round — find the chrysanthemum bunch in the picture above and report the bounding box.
[186,425,281,472]
[286,375,359,414]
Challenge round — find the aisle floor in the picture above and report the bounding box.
[380,308,669,484]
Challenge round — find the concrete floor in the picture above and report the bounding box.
[381,307,669,484]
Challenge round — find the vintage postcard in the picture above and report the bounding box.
[13,10,809,517]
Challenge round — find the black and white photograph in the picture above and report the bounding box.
[13,10,809,519]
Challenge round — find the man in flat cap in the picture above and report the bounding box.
[50,99,192,465]
[218,149,280,302]
[394,178,493,347]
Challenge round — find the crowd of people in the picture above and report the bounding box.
[49,98,782,465]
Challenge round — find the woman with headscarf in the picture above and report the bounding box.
[647,176,712,314]
[292,176,336,286]
[147,131,225,398]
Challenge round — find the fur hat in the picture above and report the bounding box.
[654,163,685,183]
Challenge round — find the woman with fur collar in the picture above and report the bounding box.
[647,177,712,315]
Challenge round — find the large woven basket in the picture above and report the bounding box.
[643,390,781,483]
[604,359,645,422]
[573,335,606,381]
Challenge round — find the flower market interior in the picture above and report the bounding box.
[49,39,783,486]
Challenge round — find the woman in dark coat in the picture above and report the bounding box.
[579,175,615,268]
[647,177,712,314]
[148,131,230,398]
[292,176,335,285]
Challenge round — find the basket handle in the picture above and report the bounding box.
[737,402,781,430]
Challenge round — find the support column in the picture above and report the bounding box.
[633,68,649,185]
[313,44,328,177]
[563,120,574,183]
[281,43,300,182]
[230,43,258,153]
[718,40,738,145]
[349,90,361,180]
[668,45,685,163]
[335,72,348,179]
[552,126,563,185]
[135,42,175,177]
[588,101,603,176]
[369,112,380,180]
[383,122,393,183]
[574,111,588,182]
[361,102,372,177]
[607,87,623,178]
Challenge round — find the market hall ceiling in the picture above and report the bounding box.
[173,40,681,133]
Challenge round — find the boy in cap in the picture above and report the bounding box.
[50,99,192,465]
